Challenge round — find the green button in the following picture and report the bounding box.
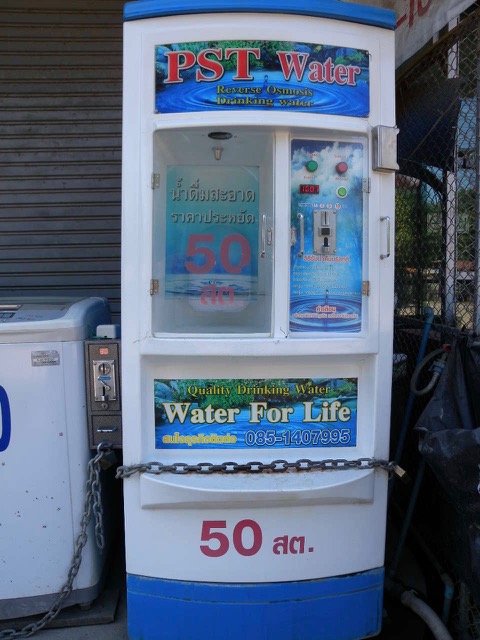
[306,160,318,172]
[337,186,348,198]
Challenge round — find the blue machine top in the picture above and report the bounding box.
[123,0,396,30]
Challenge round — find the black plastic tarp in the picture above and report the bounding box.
[415,337,480,600]
[396,71,461,176]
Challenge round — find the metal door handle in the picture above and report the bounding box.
[260,213,267,258]
[380,216,391,259]
[297,213,304,257]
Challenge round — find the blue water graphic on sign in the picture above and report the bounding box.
[290,293,362,332]
[165,275,254,312]
[155,402,357,449]
[156,70,369,116]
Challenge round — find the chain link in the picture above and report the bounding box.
[0,444,110,639]
[116,456,397,478]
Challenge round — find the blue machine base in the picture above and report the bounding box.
[127,568,384,640]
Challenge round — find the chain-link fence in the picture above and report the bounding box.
[393,8,480,638]
[395,6,479,333]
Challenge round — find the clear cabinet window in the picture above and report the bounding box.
[152,129,274,335]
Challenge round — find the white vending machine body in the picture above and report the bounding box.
[121,2,396,638]
[0,297,111,619]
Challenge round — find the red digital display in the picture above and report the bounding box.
[299,184,320,194]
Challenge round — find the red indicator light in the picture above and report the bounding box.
[336,162,348,174]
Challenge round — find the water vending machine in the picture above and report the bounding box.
[121,1,397,638]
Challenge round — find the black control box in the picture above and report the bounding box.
[84,340,122,449]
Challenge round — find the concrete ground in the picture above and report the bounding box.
[24,593,130,640]
[0,539,129,640]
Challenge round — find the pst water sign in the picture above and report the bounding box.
[155,40,369,115]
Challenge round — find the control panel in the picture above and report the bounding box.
[289,137,365,333]
[85,340,122,449]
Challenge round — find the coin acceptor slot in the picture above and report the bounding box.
[314,209,336,254]
[93,360,117,402]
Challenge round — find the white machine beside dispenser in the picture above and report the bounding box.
[0,297,111,619]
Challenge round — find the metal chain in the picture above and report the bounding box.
[116,456,398,478]
[0,444,110,639]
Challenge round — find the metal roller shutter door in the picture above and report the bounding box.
[0,0,123,322]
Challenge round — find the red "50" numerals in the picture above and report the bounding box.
[200,519,263,557]
[185,234,251,275]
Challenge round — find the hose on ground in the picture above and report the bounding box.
[400,589,454,640]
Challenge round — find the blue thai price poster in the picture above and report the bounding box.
[290,139,364,333]
[154,378,358,449]
[165,165,259,312]
[155,40,369,116]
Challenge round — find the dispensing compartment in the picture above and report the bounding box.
[152,128,274,335]
[289,136,368,335]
